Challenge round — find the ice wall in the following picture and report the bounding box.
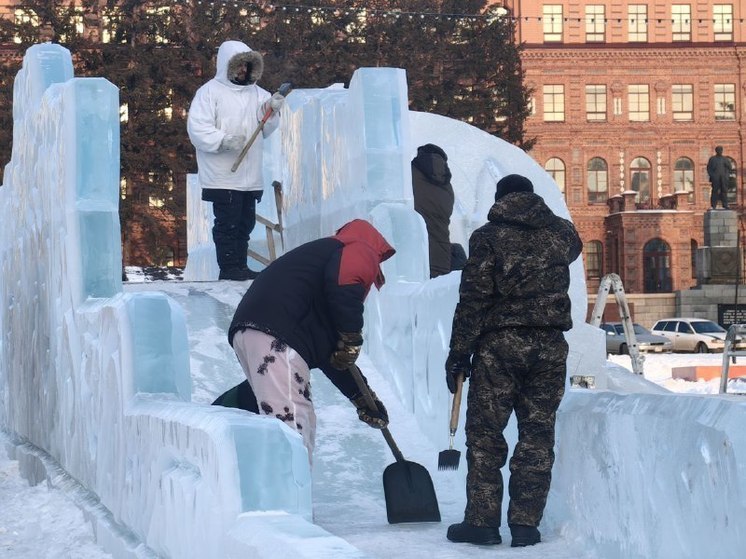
[0,44,337,559]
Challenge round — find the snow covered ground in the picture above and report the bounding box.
[3,275,744,558]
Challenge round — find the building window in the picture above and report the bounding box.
[586,240,603,279]
[727,157,738,206]
[586,85,607,121]
[628,85,650,122]
[58,8,84,43]
[13,9,39,44]
[585,5,605,42]
[671,5,691,41]
[630,157,651,204]
[713,4,733,41]
[543,85,565,122]
[643,239,672,293]
[146,6,171,44]
[102,9,126,44]
[628,5,648,42]
[545,158,566,196]
[714,84,736,120]
[543,5,563,42]
[671,85,693,121]
[673,157,694,202]
[587,157,608,204]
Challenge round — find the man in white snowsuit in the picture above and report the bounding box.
[187,40,285,281]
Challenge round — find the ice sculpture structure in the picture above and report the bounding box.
[0,44,344,559]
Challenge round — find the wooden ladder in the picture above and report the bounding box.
[247,180,285,266]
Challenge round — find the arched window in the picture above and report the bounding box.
[545,158,566,197]
[727,157,738,206]
[643,238,672,292]
[587,158,608,204]
[673,157,694,202]
[630,157,651,204]
[585,240,603,279]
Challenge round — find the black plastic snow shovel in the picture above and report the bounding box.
[348,365,441,524]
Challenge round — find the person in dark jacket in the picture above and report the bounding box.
[227,219,395,462]
[444,174,582,548]
[412,144,457,278]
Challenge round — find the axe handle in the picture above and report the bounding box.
[230,109,272,173]
[231,82,293,173]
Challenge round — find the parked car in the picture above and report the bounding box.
[650,318,744,353]
[600,323,673,355]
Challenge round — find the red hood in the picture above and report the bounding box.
[333,219,396,289]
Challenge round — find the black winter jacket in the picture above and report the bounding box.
[228,219,395,398]
[412,149,454,278]
[449,191,582,357]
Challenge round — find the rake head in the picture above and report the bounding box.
[437,448,461,471]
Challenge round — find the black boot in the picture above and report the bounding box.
[215,240,259,281]
[509,524,541,547]
[446,522,501,545]
[218,268,257,281]
[234,239,260,277]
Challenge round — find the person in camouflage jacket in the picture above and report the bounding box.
[445,174,582,548]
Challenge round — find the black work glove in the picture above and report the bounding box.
[445,351,471,394]
[330,331,363,370]
[350,389,389,429]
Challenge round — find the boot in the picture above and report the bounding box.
[215,239,259,281]
[509,524,541,547]
[234,239,260,277]
[446,522,501,545]
[218,268,258,281]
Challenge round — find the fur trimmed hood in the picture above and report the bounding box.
[215,40,264,89]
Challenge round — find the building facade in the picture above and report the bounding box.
[503,0,745,295]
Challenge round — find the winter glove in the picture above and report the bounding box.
[269,92,285,111]
[445,351,471,394]
[260,93,285,116]
[329,331,363,370]
[220,134,245,152]
[351,389,389,429]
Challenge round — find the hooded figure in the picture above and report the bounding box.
[445,174,582,548]
[187,40,283,280]
[226,219,396,462]
[412,144,455,278]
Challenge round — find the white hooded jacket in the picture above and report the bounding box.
[187,40,279,192]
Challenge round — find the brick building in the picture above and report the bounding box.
[502,0,745,296]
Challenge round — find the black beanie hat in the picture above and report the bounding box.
[495,174,534,201]
[417,143,448,160]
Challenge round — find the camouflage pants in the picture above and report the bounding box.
[463,327,567,528]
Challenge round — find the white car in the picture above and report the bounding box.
[650,318,743,353]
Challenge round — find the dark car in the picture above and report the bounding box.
[600,322,673,355]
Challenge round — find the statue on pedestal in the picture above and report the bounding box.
[707,145,732,210]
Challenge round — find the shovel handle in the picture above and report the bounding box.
[348,365,406,463]
[449,374,464,436]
